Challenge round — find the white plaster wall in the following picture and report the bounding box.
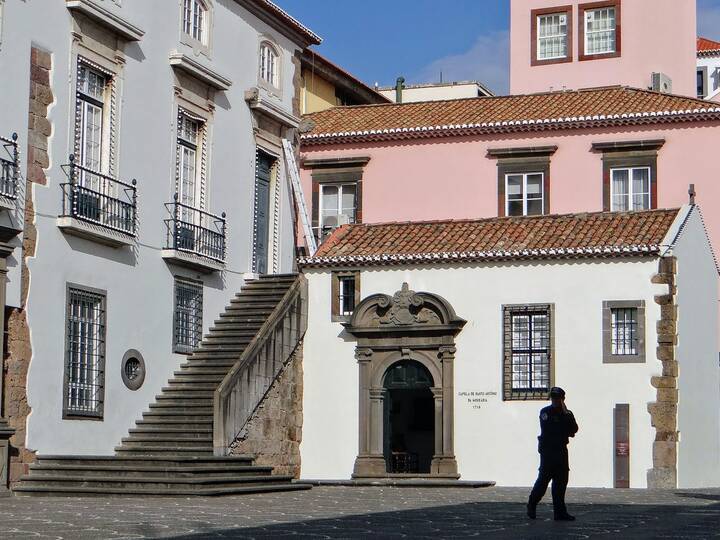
[0,0,303,455]
[697,56,720,101]
[302,258,670,487]
[673,209,720,487]
[378,83,485,103]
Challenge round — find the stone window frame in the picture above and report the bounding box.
[531,4,573,66]
[592,139,664,212]
[579,0,621,61]
[258,37,282,97]
[172,276,204,354]
[252,146,281,274]
[62,283,107,420]
[487,146,556,217]
[331,270,360,322]
[179,0,213,59]
[602,300,646,364]
[502,303,555,401]
[697,66,708,99]
[120,348,146,391]
[307,157,369,243]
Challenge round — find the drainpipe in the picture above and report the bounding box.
[395,76,405,103]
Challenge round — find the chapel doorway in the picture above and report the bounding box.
[383,360,435,474]
[253,151,273,274]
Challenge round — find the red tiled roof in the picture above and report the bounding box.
[698,36,720,55]
[300,86,720,145]
[300,209,682,267]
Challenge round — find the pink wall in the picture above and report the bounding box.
[300,121,720,256]
[510,0,696,97]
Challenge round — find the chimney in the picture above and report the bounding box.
[689,184,696,205]
[395,76,405,103]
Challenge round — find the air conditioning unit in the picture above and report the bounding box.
[651,72,672,94]
[336,214,351,226]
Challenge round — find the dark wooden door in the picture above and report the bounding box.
[254,153,273,274]
[614,404,630,488]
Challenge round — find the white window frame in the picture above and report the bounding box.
[182,0,208,46]
[537,12,568,60]
[504,172,544,216]
[338,275,356,316]
[609,166,651,212]
[318,182,357,236]
[584,6,616,55]
[75,60,114,178]
[175,109,206,223]
[259,41,280,89]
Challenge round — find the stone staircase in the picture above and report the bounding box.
[13,274,311,496]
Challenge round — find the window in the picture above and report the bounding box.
[319,183,356,238]
[537,12,568,60]
[259,41,279,88]
[602,300,645,363]
[173,278,203,353]
[76,62,110,175]
[503,304,554,400]
[610,167,650,211]
[331,271,360,321]
[182,0,207,45]
[64,286,106,418]
[177,112,201,213]
[697,68,708,99]
[580,1,621,60]
[505,172,544,216]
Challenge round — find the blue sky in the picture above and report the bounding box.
[275,0,720,95]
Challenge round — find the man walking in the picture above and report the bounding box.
[527,386,579,521]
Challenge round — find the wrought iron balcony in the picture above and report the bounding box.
[162,195,226,272]
[58,155,137,246]
[0,133,19,202]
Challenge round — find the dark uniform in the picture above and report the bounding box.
[527,390,579,520]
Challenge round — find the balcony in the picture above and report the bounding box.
[161,196,226,273]
[0,133,19,208]
[57,155,137,247]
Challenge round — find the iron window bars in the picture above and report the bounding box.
[64,287,106,417]
[165,194,226,262]
[173,278,203,353]
[61,155,137,236]
[0,132,19,200]
[611,307,638,355]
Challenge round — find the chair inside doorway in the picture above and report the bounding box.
[383,360,434,474]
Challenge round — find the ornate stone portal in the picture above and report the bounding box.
[344,283,466,478]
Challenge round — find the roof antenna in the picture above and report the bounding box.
[689,183,696,205]
[440,71,443,84]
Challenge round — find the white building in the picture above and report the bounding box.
[0,0,319,485]
[299,207,720,489]
[378,80,493,103]
[697,37,720,101]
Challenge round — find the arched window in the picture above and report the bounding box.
[259,41,279,88]
[182,0,208,45]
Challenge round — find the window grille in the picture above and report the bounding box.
[64,287,106,417]
[585,7,616,55]
[611,308,638,355]
[503,304,553,400]
[338,276,356,316]
[537,13,568,60]
[610,167,650,211]
[173,279,203,353]
[505,172,544,216]
[260,42,279,87]
[183,0,207,44]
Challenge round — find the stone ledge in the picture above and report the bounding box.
[298,479,494,488]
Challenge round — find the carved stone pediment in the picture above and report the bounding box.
[373,283,441,327]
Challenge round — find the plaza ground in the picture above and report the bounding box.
[1,486,720,539]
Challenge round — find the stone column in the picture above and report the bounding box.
[352,348,385,477]
[431,386,443,457]
[431,346,458,476]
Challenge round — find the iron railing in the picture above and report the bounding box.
[61,155,137,236]
[213,275,307,455]
[0,133,19,200]
[164,194,226,262]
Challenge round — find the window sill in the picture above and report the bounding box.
[169,51,232,91]
[603,355,645,364]
[161,248,225,274]
[531,55,573,67]
[579,51,621,61]
[65,0,144,41]
[57,216,135,248]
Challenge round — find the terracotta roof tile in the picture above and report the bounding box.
[301,87,720,145]
[698,36,720,55]
[301,209,681,267]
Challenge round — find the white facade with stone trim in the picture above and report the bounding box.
[300,208,720,488]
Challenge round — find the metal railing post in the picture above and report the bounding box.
[173,192,179,250]
[10,133,18,198]
[68,154,76,217]
[221,211,226,261]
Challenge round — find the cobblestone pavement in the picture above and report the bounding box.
[1,486,720,539]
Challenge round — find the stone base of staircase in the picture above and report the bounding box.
[13,455,311,497]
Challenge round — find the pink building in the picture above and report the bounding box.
[299,87,720,257]
[510,0,696,97]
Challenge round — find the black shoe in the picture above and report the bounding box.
[527,503,536,519]
[554,513,576,521]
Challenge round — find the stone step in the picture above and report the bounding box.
[121,437,212,448]
[141,410,213,420]
[32,455,255,467]
[115,445,213,454]
[217,310,274,319]
[186,351,243,361]
[15,474,294,491]
[155,392,215,400]
[168,375,225,384]
[28,463,273,479]
[173,367,228,376]
[164,383,218,391]
[223,303,279,312]
[12,483,311,497]
[134,420,212,430]
[229,296,285,307]
[148,401,212,409]
[128,428,212,438]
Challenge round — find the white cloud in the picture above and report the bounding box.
[413,30,510,95]
[698,2,720,40]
